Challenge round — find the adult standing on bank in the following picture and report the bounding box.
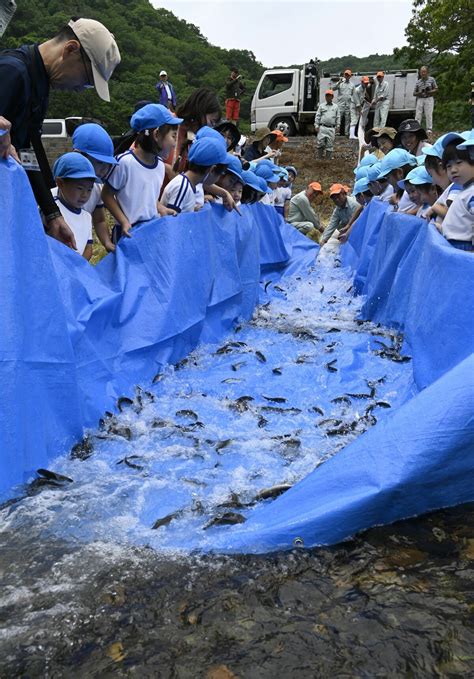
[314,89,340,160]
[155,70,177,110]
[413,66,438,137]
[372,71,390,128]
[0,17,120,248]
[333,68,355,137]
[225,67,245,125]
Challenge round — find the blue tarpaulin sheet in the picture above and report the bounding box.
[1,158,473,553]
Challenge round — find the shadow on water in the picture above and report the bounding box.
[1,502,473,677]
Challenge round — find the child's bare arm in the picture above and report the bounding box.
[101,184,132,238]
[83,243,93,261]
[92,206,115,253]
[204,184,241,214]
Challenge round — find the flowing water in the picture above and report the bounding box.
[1,252,473,676]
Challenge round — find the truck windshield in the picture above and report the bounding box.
[259,73,293,100]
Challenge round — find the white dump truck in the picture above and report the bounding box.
[250,61,418,135]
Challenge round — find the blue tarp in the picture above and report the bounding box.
[1,158,473,553]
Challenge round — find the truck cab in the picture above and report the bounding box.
[251,63,418,135]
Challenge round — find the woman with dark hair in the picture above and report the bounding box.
[395,119,430,157]
[172,87,221,172]
[215,121,240,152]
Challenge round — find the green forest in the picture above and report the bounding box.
[2,0,472,132]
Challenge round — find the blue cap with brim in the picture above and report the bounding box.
[354,166,370,180]
[130,103,183,131]
[53,152,99,182]
[353,177,370,194]
[456,129,474,150]
[358,153,378,168]
[277,167,289,180]
[377,148,417,178]
[439,130,471,149]
[224,153,244,180]
[256,176,273,194]
[367,162,383,182]
[397,165,433,190]
[241,169,262,192]
[188,137,227,166]
[196,126,227,149]
[254,163,281,183]
[72,123,118,165]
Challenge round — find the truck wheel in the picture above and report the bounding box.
[271,117,297,137]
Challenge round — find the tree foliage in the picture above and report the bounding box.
[394,0,474,129]
[1,0,265,133]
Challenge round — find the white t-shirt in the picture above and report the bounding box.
[441,183,474,243]
[260,193,274,206]
[398,190,417,213]
[273,186,291,207]
[416,203,431,218]
[53,195,93,256]
[51,183,103,215]
[378,183,394,202]
[195,183,205,208]
[161,173,197,214]
[106,150,165,225]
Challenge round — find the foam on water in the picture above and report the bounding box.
[0,253,415,553]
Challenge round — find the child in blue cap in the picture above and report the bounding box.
[102,104,183,240]
[51,153,99,259]
[215,153,244,206]
[52,123,118,253]
[438,133,474,251]
[161,137,227,213]
[377,148,418,212]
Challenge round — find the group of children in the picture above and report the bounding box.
[47,98,473,259]
[48,103,300,260]
[337,124,474,251]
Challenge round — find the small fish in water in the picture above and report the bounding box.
[182,421,205,431]
[263,395,287,404]
[37,468,73,483]
[117,396,134,412]
[293,307,302,313]
[254,484,292,501]
[273,285,285,293]
[366,376,386,388]
[182,477,207,487]
[272,367,283,375]
[258,415,268,428]
[229,396,253,413]
[311,405,325,416]
[108,424,132,440]
[365,401,391,415]
[215,439,233,453]
[236,395,254,403]
[345,391,372,399]
[152,372,164,384]
[319,285,325,293]
[218,492,250,510]
[327,296,338,305]
[346,285,353,293]
[70,437,93,461]
[280,438,301,450]
[175,409,198,422]
[152,511,181,529]
[296,354,314,364]
[327,327,341,333]
[264,280,272,292]
[325,359,338,373]
[255,350,267,363]
[117,455,144,471]
[331,395,352,405]
[221,377,244,384]
[204,512,247,529]
[261,406,302,414]
[175,358,190,370]
[151,417,172,428]
[294,329,319,341]
[318,418,343,428]
[231,361,246,371]
[326,422,357,436]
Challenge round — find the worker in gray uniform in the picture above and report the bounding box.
[320,184,358,246]
[314,90,340,159]
[332,69,355,136]
[372,71,390,128]
[288,182,324,242]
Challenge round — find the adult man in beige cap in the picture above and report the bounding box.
[333,68,355,137]
[0,18,120,248]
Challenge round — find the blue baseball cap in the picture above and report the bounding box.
[188,137,228,166]
[256,175,273,194]
[359,153,378,168]
[195,126,227,150]
[224,153,244,180]
[130,104,183,131]
[367,162,383,182]
[455,129,474,150]
[353,177,370,194]
[439,130,471,149]
[277,167,289,180]
[53,152,99,182]
[72,123,118,165]
[354,165,370,180]
[241,169,261,192]
[377,148,417,178]
[397,165,433,190]
[254,162,280,183]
